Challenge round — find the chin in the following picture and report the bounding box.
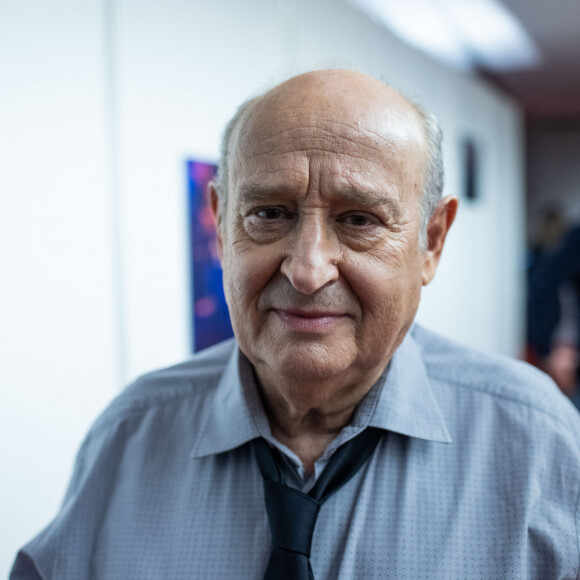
[261,338,357,383]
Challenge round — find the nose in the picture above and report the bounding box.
[280,216,339,295]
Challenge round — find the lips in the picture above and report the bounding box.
[272,308,348,332]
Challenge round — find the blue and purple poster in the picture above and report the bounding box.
[187,160,233,352]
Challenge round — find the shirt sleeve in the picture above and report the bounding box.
[8,414,128,580]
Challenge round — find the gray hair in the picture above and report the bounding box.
[411,102,445,249]
[214,96,260,208]
[215,87,444,250]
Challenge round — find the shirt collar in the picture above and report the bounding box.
[191,347,262,458]
[369,328,452,443]
[191,326,451,458]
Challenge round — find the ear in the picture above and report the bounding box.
[421,195,458,286]
[209,180,224,262]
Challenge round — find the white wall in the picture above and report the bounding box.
[0,0,525,574]
[416,79,526,358]
[0,0,120,574]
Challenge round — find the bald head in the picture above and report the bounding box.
[239,70,423,139]
[215,70,444,247]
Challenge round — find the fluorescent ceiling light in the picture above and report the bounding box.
[347,0,541,72]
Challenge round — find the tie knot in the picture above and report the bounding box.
[264,480,321,556]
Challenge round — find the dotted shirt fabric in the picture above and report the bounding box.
[10,324,580,579]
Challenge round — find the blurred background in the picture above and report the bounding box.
[1,0,579,574]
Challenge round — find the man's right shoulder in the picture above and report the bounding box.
[91,338,237,434]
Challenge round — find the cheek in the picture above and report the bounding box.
[344,247,423,329]
[222,241,281,313]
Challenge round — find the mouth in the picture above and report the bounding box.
[272,308,348,333]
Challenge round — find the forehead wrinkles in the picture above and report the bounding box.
[232,109,424,182]
[248,115,382,156]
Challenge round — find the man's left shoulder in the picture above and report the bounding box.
[410,324,580,435]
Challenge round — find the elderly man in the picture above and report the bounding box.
[11,70,580,579]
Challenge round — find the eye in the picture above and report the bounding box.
[340,213,380,227]
[243,206,294,242]
[255,208,285,220]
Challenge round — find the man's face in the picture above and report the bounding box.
[214,72,435,407]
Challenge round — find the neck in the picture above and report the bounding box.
[255,367,385,473]
[265,401,358,475]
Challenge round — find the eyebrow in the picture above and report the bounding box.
[236,183,403,220]
[333,185,403,218]
[236,184,296,205]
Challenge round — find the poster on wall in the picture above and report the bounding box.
[187,159,233,352]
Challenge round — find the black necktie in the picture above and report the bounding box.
[253,427,384,580]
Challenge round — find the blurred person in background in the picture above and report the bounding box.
[528,216,580,407]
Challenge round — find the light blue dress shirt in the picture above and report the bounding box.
[11,325,580,579]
